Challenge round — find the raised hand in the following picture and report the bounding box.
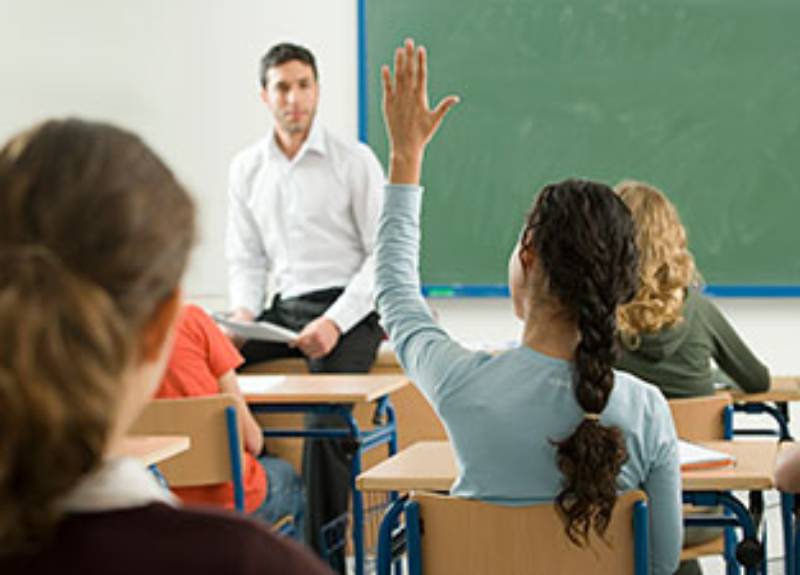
[381,38,459,184]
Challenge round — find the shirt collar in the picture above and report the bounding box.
[265,116,327,162]
[58,457,177,513]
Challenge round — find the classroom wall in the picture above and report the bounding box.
[0,0,357,298]
[3,0,798,374]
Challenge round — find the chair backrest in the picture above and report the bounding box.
[401,490,648,575]
[130,394,244,492]
[668,392,733,441]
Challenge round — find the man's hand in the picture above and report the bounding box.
[292,317,341,359]
[222,307,256,348]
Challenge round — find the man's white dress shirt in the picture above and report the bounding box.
[226,120,384,333]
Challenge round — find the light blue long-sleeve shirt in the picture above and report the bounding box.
[375,184,682,575]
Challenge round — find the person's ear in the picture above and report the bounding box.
[260,88,270,105]
[138,289,182,362]
[518,241,536,275]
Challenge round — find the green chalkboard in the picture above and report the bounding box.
[366,0,800,290]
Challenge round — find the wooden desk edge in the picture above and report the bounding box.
[117,435,191,467]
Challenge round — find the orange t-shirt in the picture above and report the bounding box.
[156,304,267,513]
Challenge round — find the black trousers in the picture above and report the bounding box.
[240,288,382,573]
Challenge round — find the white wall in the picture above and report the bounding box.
[2,0,798,374]
[0,0,357,298]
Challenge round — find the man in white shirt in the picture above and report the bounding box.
[225,43,384,572]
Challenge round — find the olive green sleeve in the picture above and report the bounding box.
[700,297,770,393]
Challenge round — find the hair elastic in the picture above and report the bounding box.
[583,412,601,421]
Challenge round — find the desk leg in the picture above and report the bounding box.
[254,399,399,575]
[341,398,399,575]
[684,491,764,575]
[782,492,795,575]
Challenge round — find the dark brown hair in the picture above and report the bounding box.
[259,42,318,88]
[0,119,195,553]
[524,179,639,545]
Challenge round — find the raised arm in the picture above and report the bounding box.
[376,40,493,402]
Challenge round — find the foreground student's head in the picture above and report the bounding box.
[614,180,698,339]
[0,118,195,552]
[509,178,640,544]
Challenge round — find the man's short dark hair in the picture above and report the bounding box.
[259,43,318,88]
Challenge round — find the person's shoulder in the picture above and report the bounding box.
[321,126,380,168]
[175,304,215,338]
[229,136,271,178]
[612,369,670,415]
[145,504,334,574]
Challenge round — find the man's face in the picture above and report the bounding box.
[261,60,319,137]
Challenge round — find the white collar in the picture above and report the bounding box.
[266,117,326,161]
[58,457,177,513]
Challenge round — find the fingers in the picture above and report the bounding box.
[393,46,405,91]
[395,38,418,93]
[416,45,427,97]
[381,65,393,102]
[431,95,460,130]
[404,38,415,90]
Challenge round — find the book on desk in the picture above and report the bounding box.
[679,439,736,471]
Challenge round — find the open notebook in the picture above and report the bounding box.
[679,440,736,471]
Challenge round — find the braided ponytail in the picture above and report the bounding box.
[526,179,639,545]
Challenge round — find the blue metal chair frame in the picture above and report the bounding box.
[376,495,650,575]
[249,394,398,575]
[733,401,792,441]
[144,404,245,512]
[224,405,246,512]
[731,400,795,573]
[683,491,768,575]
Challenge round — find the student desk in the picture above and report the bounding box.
[114,435,191,467]
[729,376,800,441]
[358,440,782,575]
[242,374,408,575]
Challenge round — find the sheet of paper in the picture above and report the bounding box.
[238,375,287,395]
[679,439,736,471]
[213,314,298,343]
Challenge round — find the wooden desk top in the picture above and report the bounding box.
[113,435,191,467]
[242,374,409,404]
[357,441,456,492]
[728,375,800,403]
[357,440,778,493]
[681,440,777,491]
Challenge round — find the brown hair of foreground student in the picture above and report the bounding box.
[0,119,195,553]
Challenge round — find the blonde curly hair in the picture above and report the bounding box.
[615,180,700,341]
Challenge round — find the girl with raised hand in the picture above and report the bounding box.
[376,39,682,574]
[0,119,331,575]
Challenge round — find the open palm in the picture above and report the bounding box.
[381,39,459,180]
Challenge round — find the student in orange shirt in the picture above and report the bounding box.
[157,304,305,539]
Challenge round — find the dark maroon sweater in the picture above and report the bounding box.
[1,503,333,575]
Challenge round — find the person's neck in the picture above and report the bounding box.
[521,306,579,361]
[274,127,309,160]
